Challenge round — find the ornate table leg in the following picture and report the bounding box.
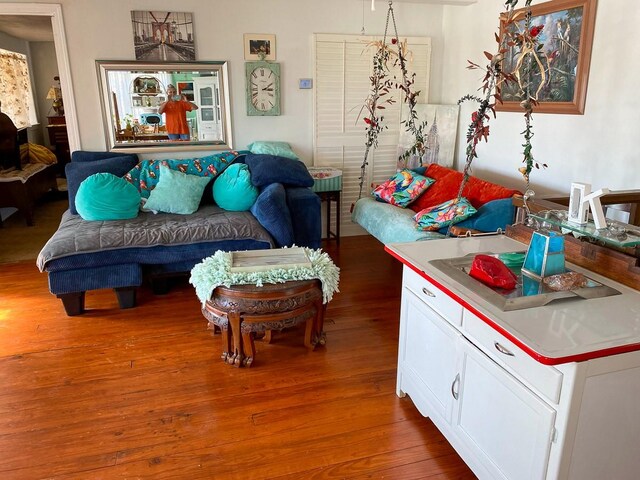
[242,332,256,367]
[227,312,245,367]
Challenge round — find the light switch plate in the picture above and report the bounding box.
[299,78,313,89]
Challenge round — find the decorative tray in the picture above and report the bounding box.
[230,248,311,273]
[429,252,621,311]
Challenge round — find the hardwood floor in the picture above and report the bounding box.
[0,235,475,479]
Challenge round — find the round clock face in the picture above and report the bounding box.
[249,67,277,112]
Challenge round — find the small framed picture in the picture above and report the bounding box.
[244,33,276,61]
[568,182,591,225]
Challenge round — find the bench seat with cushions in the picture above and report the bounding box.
[352,164,520,244]
[37,150,321,316]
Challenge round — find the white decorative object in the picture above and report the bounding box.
[567,182,590,225]
[584,188,610,229]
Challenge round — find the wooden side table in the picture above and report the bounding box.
[317,190,341,243]
[201,279,326,367]
[47,115,70,175]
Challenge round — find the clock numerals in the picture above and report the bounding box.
[247,62,280,115]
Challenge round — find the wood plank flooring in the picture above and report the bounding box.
[0,235,476,479]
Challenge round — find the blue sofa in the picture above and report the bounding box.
[37,150,321,316]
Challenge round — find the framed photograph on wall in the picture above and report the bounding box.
[131,11,196,61]
[497,0,597,114]
[244,33,276,61]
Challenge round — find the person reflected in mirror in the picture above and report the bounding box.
[158,84,198,141]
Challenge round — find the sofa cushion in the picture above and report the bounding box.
[76,173,141,221]
[125,151,240,198]
[245,154,314,188]
[213,163,259,211]
[71,150,139,164]
[250,183,295,247]
[409,164,520,213]
[143,165,211,214]
[247,141,299,160]
[66,155,139,215]
[414,197,477,231]
[454,197,515,232]
[372,169,434,208]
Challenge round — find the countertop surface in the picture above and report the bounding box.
[387,236,640,365]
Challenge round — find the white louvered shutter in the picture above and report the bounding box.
[313,34,431,236]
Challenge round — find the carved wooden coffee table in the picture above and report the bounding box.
[201,279,326,367]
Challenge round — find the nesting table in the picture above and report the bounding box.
[201,279,326,367]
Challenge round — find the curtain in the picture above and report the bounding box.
[0,48,38,128]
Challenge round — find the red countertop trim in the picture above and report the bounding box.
[385,246,640,366]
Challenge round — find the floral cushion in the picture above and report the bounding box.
[124,150,241,199]
[414,197,477,231]
[372,169,434,208]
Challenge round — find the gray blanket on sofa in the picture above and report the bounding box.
[36,205,274,271]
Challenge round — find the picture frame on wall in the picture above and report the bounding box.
[131,11,196,61]
[497,0,597,114]
[244,33,276,61]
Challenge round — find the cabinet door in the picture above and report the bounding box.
[399,289,460,422]
[193,76,222,141]
[453,340,556,480]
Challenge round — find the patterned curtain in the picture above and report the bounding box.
[0,48,38,128]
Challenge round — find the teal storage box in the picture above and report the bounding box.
[308,167,342,193]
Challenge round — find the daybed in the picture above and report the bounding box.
[352,163,520,244]
[37,150,321,316]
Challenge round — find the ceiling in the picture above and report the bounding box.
[0,15,53,42]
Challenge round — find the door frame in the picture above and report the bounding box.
[0,3,80,151]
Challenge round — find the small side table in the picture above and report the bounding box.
[308,167,342,243]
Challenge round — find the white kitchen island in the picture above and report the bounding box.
[387,235,640,480]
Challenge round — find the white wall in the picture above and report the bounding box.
[2,0,444,163]
[441,0,640,195]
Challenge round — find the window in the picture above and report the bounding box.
[0,48,38,128]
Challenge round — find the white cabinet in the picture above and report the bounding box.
[193,76,222,141]
[395,261,640,480]
[454,340,556,480]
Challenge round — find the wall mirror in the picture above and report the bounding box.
[96,60,233,152]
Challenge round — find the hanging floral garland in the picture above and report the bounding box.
[452,0,549,213]
[355,1,426,203]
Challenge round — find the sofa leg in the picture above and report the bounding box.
[57,292,86,316]
[115,287,137,309]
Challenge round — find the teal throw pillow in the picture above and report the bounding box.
[372,169,434,208]
[75,173,141,221]
[247,141,299,160]
[414,197,477,231]
[143,165,211,214]
[213,163,259,211]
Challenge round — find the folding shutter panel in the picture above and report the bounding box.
[314,34,431,236]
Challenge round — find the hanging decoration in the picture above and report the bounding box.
[355,1,427,204]
[448,0,549,236]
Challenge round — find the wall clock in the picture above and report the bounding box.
[245,61,281,116]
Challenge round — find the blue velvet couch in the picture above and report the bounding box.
[37,150,321,316]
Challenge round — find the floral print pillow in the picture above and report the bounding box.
[414,197,477,231]
[372,169,434,208]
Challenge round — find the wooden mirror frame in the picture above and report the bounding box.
[96,60,233,152]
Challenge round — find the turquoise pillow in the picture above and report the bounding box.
[143,165,211,214]
[213,163,259,211]
[247,141,299,160]
[76,173,141,221]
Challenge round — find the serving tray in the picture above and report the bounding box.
[429,252,621,311]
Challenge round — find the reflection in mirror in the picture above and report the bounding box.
[96,61,233,152]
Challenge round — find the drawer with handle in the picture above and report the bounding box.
[463,310,563,404]
[403,267,463,326]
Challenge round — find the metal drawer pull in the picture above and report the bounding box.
[494,342,515,357]
[451,373,460,400]
[422,287,436,297]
